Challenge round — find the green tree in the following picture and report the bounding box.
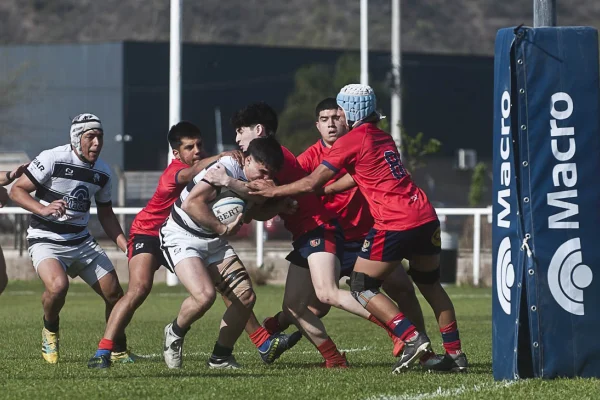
[277,54,389,154]
[468,162,488,206]
[400,129,442,174]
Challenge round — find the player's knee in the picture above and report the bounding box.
[349,271,382,308]
[408,267,441,285]
[310,304,330,319]
[46,278,69,299]
[237,288,256,309]
[194,286,217,308]
[128,282,153,306]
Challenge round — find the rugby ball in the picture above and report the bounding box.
[212,196,246,225]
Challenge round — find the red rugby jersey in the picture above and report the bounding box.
[129,159,188,237]
[321,123,437,231]
[297,139,373,241]
[275,146,336,240]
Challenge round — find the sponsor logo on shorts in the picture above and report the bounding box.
[174,247,181,255]
[431,227,441,247]
[310,239,321,247]
[361,240,371,252]
[93,173,100,183]
[135,243,144,250]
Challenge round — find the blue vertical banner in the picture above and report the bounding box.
[493,26,600,380]
[492,27,524,381]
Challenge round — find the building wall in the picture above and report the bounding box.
[0,43,124,198]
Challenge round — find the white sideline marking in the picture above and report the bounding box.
[365,380,524,400]
[136,346,370,359]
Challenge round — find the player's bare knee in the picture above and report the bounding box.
[193,286,217,309]
[46,278,69,299]
[349,271,383,308]
[314,288,336,308]
[128,282,152,305]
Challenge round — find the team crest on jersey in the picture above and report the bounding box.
[431,227,441,247]
[93,173,100,183]
[310,239,321,247]
[62,185,91,212]
[65,168,74,176]
[361,240,371,252]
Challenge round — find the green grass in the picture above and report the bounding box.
[0,281,598,399]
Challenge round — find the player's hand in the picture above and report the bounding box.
[10,163,29,181]
[0,187,8,208]
[220,150,244,166]
[40,199,67,218]
[204,165,230,187]
[219,214,244,237]
[279,197,298,215]
[246,179,277,197]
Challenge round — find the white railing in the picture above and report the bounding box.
[0,206,493,285]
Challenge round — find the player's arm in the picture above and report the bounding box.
[0,163,29,186]
[97,204,127,253]
[182,181,243,237]
[9,174,67,217]
[323,173,357,195]
[202,165,271,205]
[247,164,335,198]
[243,197,298,222]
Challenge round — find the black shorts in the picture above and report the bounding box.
[358,219,441,262]
[127,234,168,269]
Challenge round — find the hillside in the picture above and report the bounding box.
[1,0,599,55]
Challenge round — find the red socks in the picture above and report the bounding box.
[249,326,271,348]
[440,321,461,354]
[386,312,417,341]
[98,338,114,351]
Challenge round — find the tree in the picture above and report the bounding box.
[277,54,389,155]
[399,128,442,174]
[468,162,488,206]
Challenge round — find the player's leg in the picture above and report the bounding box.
[264,286,330,334]
[92,236,164,365]
[0,245,8,295]
[350,227,433,373]
[282,263,348,368]
[409,253,467,372]
[36,257,69,364]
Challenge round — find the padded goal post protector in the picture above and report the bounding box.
[493,26,600,380]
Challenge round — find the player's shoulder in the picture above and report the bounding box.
[37,144,71,161]
[91,158,112,178]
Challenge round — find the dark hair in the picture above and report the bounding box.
[230,102,278,136]
[245,136,284,173]
[315,97,339,118]
[168,121,202,149]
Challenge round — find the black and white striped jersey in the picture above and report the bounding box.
[24,144,112,243]
[171,156,246,237]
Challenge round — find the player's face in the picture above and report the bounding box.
[79,129,103,162]
[316,108,348,146]
[175,137,204,166]
[236,125,263,152]
[243,156,273,181]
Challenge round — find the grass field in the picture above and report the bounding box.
[0,281,598,399]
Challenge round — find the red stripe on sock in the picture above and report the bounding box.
[440,321,457,334]
[368,314,394,339]
[249,327,271,348]
[98,338,114,351]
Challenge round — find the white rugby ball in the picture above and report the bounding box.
[212,196,246,225]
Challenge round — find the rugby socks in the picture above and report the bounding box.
[94,338,114,358]
[317,337,343,362]
[386,312,417,341]
[367,314,395,339]
[250,326,271,350]
[211,342,233,359]
[263,312,284,334]
[113,333,128,353]
[43,316,59,333]
[440,321,462,355]
[172,318,190,338]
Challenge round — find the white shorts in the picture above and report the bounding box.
[159,219,237,273]
[28,236,115,285]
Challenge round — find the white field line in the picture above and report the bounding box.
[134,346,370,360]
[366,380,525,400]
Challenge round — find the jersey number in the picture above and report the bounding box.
[384,151,407,180]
